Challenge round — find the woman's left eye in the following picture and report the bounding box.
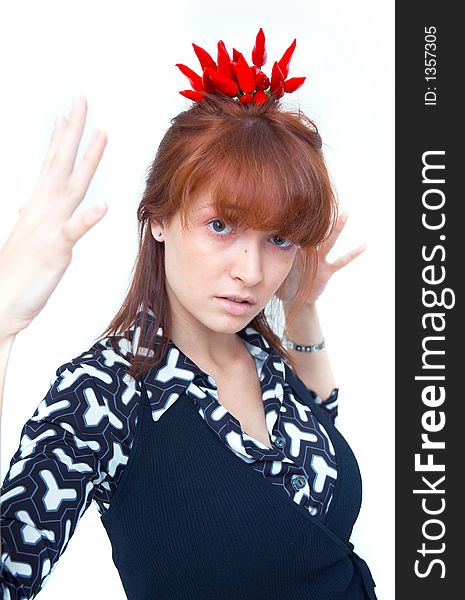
[271,235,294,250]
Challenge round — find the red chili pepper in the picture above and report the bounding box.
[179,90,206,101]
[284,77,306,93]
[192,43,217,71]
[235,54,256,93]
[278,39,296,79]
[175,64,204,92]
[178,32,304,104]
[240,93,254,104]
[252,27,267,67]
[205,67,239,97]
[253,91,269,104]
[270,61,285,98]
[255,70,270,92]
[232,48,242,62]
[202,69,217,93]
[217,41,234,80]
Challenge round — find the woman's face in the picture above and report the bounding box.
[151,195,299,336]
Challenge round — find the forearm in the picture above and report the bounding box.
[283,302,336,399]
[0,334,15,423]
[0,333,15,559]
[0,333,16,475]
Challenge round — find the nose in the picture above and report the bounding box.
[229,235,264,287]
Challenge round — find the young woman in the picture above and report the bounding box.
[0,30,376,599]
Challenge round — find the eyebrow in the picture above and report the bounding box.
[198,203,256,215]
[194,205,212,211]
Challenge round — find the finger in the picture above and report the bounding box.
[42,114,67,169]
[30,114,68,197]
[59,128,108,216]
[319,211,349,258]
[330,243,367,272]
[61,201,108,245]
[50,95,88,181]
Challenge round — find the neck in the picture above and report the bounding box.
[169,310,248,374]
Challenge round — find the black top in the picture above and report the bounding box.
[1,310,345,598]
[100,351,377,599]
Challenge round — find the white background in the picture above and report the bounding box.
[0,1,394,598]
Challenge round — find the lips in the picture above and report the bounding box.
[220,297,250,304]
[219,295,255,304]
[215,296,255,315]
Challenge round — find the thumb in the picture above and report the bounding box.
[61,202,108,244]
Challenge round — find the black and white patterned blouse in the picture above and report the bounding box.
[0,311,339,598]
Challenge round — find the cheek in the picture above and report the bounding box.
[267,250,297,280]
[164,232,213,287]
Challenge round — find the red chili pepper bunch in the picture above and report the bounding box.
[176,28,306,105]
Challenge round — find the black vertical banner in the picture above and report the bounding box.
[396,2,461,598]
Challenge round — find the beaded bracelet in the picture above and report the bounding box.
[283,334,326,353]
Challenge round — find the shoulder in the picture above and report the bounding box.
[53,333,136,392]
[33,334,143,453]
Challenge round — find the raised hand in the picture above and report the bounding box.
[0,96,108,338]
[278,211,366,305]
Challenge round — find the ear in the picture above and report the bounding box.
[150,218,164,241]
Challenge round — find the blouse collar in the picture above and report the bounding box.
[100,308,287,424]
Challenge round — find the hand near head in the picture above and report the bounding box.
[278,211,366,305]
[0,96,108,338]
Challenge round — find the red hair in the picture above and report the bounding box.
[96,93,338,380]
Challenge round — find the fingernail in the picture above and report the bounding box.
[90,128,106,143]
[94,201,107,211]
[55,113,65,128]
[71,94,85,109]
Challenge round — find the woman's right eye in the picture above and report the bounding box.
[207,219,234,236]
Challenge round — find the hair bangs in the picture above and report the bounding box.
[178,125,333,249]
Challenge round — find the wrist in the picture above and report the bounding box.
[0,331,17,348]
[283,334,325,353]
[0,313,20,340]
[283,300,316,314]
[283,302,322,343]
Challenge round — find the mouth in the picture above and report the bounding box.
[217,295,256,305]
[215,296,255,315]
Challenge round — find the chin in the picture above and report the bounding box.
[208,314,253,334]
